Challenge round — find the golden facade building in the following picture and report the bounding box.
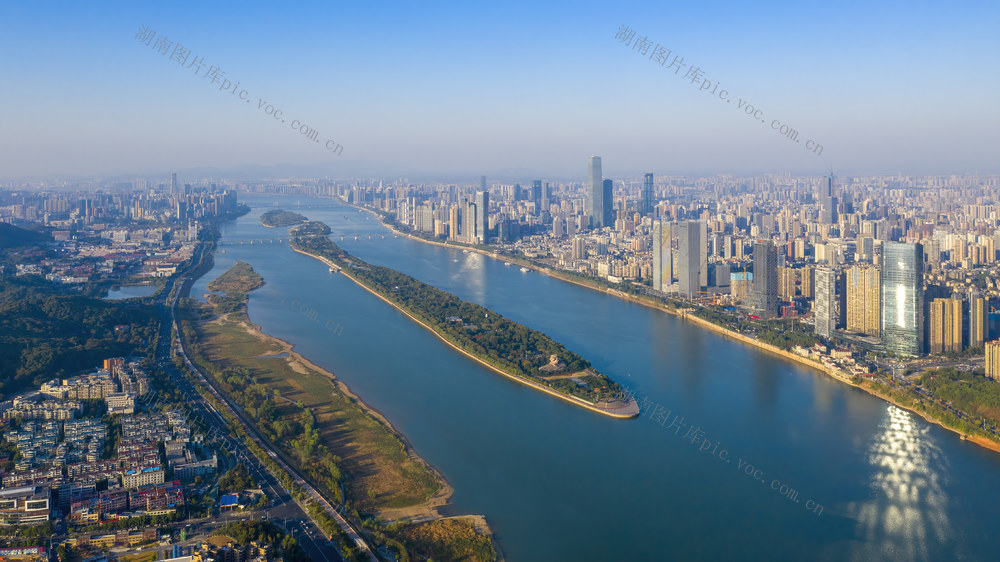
[986,340,1000,380]
[779,267,798,301]
[969,294,988,349]
[800,266,815,299]
[846,264,881,337]
[929,298,963,354]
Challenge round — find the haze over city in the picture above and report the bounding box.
[2,0,999,180]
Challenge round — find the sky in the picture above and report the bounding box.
[1,1,998,181]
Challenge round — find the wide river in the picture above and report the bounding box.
[193,194,1000,561]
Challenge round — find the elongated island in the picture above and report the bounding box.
[260,208,308,227]
[289,219,639,418]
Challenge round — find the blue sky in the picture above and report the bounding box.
[1,1,998,180]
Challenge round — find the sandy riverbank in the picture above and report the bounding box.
[346,202,1000,454]
[201,296,457,521]
[292,245,638,419]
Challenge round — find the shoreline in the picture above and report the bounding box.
[199,290,459,522]
[347,202,1000,454]
[291,246,638,419]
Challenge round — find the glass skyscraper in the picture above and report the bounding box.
[750,240,779,318]
[881,241,924,356]
[642,173,654,216]
[474,190,489,244]
[602,179,614,228]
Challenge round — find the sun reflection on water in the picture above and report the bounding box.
[848,405,952,561]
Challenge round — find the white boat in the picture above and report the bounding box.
[520,267,529,273]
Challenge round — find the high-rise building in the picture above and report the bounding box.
[882,242,924,356]
[652,220,672,292]
[481,175,487,191]
[970,293,988,348]
[800,265,815,299]
[698,221,708,288]
[750,240,779,318]
[986,340,1000,380]
[819,174,837,225]
[541,182,551,212]
[474,191,489,244]
[929,298,963,354]
[846,264,881,337]
[677,221,701,298]
[531,180,542,213]
[779,266,798,301]
[602,179,614,228]
[448,205,461,241]
[642,173,654,216]
[170,172,178,195]
[586,156,604,229]
[814,267,837,337]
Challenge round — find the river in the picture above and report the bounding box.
[191,194,1000,561]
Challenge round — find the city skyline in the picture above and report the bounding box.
[2,2,999,180]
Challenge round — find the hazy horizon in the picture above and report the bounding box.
[2,1,998,180]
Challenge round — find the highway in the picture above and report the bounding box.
[155,260,351,562]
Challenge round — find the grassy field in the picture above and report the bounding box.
[191,308,442,514]
[400,517,498,562]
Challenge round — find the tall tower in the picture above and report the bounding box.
[475,191,489,244]
[814,267,837,337]
[170,172,178,195]
[750,240,779,318]
[819,174,837,225]
[602,179,614,228]
[677,221,700,298]
[586,156,603,229]
[699,221,708,288]
[882,242,924,356]
[642,173,654,216]
[652,220,672,292]
[531,180,542,213]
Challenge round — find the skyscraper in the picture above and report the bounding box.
[642,173,654,216]
[531,180,542,213]
[846,264,881,337]
[474,191,489,244]
[814,267,837,337]
[882,242,924,356]
[750,240,779,318]
[698,221,708,288]
[481,175,487,191]
[602,179,614,228]
[970,292,988,348]
[652,220,672,292]
[677,221,700,298]
[541,182,551,212]
[586,156,603,229]
[819,174,837,225]
[170,172,178,195]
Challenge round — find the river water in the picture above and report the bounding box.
[192,194,1000,561]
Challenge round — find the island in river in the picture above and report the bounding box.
[260,208,307,227]
[289,220,638,418]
